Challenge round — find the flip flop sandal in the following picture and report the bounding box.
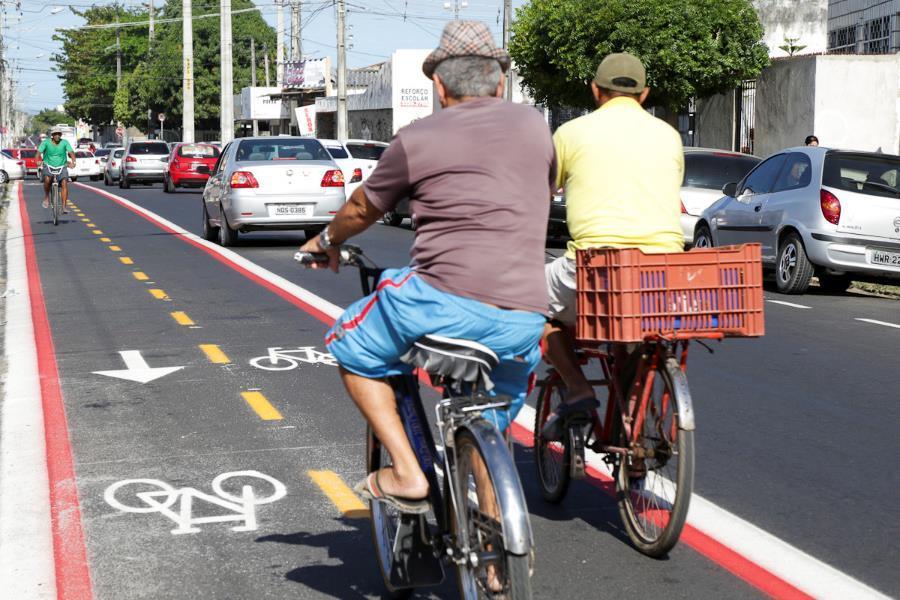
[353,471,430,515]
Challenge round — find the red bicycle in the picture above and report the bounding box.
[534,245,764,557]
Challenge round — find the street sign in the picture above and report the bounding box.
[115,126,125,138]
[158,112,166,122]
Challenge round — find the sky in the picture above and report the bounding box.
[3,0,527,115]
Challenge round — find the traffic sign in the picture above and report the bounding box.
[115,126,125,138]
[158,112,166,122]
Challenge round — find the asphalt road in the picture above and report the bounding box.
[11,179,900,599]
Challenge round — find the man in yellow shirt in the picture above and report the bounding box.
[542,53,684,440]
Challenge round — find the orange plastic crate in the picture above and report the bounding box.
[576,244,765,343]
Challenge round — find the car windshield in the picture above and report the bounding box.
[75,151,93,158]
[94,149,111,157]
[235,139,331,162]
[683,152,761,190]
[114,150,124,158]
[823,152,900,199]
[20,149,36,158]
[346,143,387,161]
[324,145,349,159]
[178,144,220,158]
[130,142,170,155]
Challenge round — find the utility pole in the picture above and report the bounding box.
[336,0,347,140]
[503,0,512,101]
[182,0,195,143]
[148,0,155,45]
[115,4,122,91]
[444,0,467,20]
[220,0,234,143]
[250,38,258,136]
[0,7,5,148]
[263,43,271,87]
[290,1,301,61]
[275,0,284,85]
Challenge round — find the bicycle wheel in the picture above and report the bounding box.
[51,185,59,226]
[533,375,571,503]
[615,356,694,557]
[365,426,413,600]
[453,429,532,600]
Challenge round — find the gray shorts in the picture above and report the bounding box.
[41,164,69,180]
[546,255,577,325]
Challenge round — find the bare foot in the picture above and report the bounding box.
[373,466,428,500]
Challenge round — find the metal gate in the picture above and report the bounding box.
[734,80,756,154]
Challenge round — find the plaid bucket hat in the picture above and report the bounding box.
[422,20,511,80]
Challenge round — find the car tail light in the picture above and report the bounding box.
[680,200,687,214]
[321,169,345,187]
[820,189,841,225]
[126,156,137,163]
[16,161,23,166]
[230,171,259,188]
[350,168,363,183]
[95,159,100,165]
[111,161,117,167]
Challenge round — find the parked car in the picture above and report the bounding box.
[103,148,126,185]
[164,142,220,192]
[318,139,388,199]
[681,148,761,247]
[94,148,112,165]
[695,146,900,294]
[0,151,25,182]
[201,137,346,246]
[104,142,123,149]
[70,151,102,182]
[120,140,171,188]
[4,148,39,179]
[547,188,567,239]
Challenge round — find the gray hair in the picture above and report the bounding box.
[433,56,502,99]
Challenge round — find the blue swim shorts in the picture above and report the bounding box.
[326,267,545,431]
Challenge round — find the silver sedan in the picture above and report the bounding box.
[695,146,900,294]
[201,137,347,246]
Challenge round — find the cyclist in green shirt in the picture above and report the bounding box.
[36,127,76,213]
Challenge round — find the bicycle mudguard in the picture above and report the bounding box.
[388,515,444,588]
[664,358,695,431]
[458,419,533,556]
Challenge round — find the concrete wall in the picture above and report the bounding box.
[694,92,734,150]
[813,54,899,153]
[753,56,817,157]
[753,0,828,57]
[348,109,393,142]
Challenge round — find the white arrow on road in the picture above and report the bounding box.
[93,350,185,384]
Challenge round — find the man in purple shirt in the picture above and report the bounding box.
[299,21,555,512]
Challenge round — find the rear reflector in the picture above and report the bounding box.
[350,168,363,183]
[321,169,345,187]
[230,171,259,188]
[820,189,841,225]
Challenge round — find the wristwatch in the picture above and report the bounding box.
[319,227,334,250]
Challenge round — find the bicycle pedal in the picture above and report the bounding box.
[568,427,586,480]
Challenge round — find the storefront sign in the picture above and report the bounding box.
[284,59,328,89]
[240,87,284,120]
[399,87,431,108]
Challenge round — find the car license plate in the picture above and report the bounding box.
[268,204,312,217]
[870,248,900,266]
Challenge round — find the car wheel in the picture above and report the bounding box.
[693,224,713,249]
[121,176,130,189]
[218,210,238,247]
[201,203,219,242]
[0,170,8,184]
[71,176,78,182]
[103,173,111,186]
[817,273,853,294]
[163,176,172,193]
[776,233,814,294]
[382,211,402,226]
[166,176,177,193]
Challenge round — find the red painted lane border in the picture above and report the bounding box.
[19,186,94,599]
[81,184,813,600]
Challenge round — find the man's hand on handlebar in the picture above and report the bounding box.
[298,234,340,272]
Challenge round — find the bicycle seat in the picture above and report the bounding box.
[400,335,499,390]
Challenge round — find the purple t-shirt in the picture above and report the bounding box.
[363,97,555,314]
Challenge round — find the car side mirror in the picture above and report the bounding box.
[722,182,737,197]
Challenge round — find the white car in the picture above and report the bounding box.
[318,139,388,197]
[71,151,103,182]
[0,151,25,183]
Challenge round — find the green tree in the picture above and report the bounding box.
[27,109,75,135]
[114,62,152,127]
[509,0,770,111]
[778,36,807,56]
[52,5,150,126]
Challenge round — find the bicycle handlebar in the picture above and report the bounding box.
[293,244,363,267]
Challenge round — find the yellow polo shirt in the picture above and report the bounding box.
[554,96,684,259]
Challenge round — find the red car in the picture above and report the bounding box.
[5,148,39,178]
[164,143,220,192]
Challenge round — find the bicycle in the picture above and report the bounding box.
[296,245,534,600]
[534,245,764,558]
[43,164,66,226]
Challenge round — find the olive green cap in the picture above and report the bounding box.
[593,53,646,94]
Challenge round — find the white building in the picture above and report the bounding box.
[753,0,828,57]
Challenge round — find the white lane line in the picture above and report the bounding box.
[855,318,900,330]
[517,404,889,599]
[766,299,812,309]
[0,182,56,598]
[83,184,890,599]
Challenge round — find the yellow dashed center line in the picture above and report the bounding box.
[132,271,149,281]
[308,471,369,519]
[240,391,283,421]
[119,257,133,265]
[86,223,96,228]
[92,230,103,235]
[81,218,90,222]
[148,289,170,300]
[170,311,195,326]
[199,344,231,364]
[108,245,121,252]
[76,213,85,217]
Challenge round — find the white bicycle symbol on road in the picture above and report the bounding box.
[104,470,286,535]
[249,346,337,371]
